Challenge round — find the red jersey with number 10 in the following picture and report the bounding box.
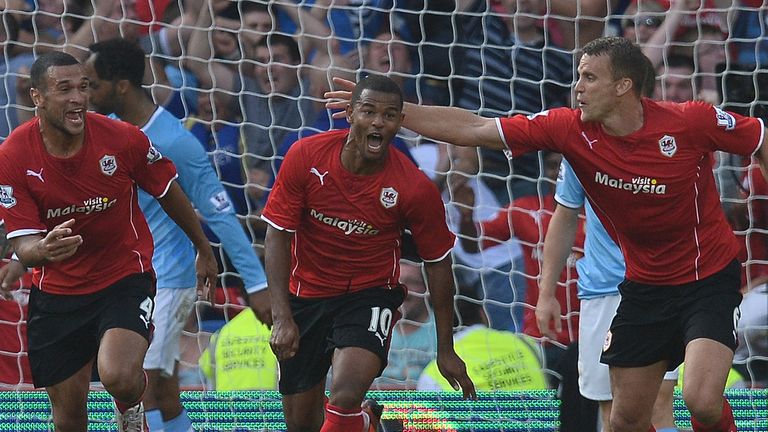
[0,113,178,295]
[262,129,455,298]
[498,99,765,285]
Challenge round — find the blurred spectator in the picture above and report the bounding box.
[729,0,768,68]
[451,152,582,364]
[199,307,276,391]
[0,12,34,142]
[628,0,727,103]
[359,30,416,102]
[417,296,548,391]
[410,142,523,333]
[455,0,573,204]
[733,283,768,388]
[374,261,437,390]
[654,54,696,102]
[241,33,315,190]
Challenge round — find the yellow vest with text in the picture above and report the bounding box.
[199,308,277,390]
[421,327,547,391]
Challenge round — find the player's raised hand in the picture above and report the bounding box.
[437,350,477,400]
[39,219,82,262]
[324,77,357,119]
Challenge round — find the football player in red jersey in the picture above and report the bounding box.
[327,37,768,432]
[264,74,475,432]
[0,52,218,431]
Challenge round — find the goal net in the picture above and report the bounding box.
[0,0,766,430]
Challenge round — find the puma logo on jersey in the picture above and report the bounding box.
[26,168,44,183]
[310,167,329,185]
[580,132,597,149]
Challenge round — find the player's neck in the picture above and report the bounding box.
[601,98,645,137]
[39,120,84,158]
[120,93,157,129]
[340,143,386,175]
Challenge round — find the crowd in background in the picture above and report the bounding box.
[0,0,766,424]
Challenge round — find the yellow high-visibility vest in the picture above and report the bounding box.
[420,327,548,391]
[199,308,277,391]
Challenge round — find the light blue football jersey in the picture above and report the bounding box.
[121,107,266,292]
[555,158,624,299]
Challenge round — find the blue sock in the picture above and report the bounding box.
[164,409,194,432]
[145,409,164,432]
[656,428,679,432]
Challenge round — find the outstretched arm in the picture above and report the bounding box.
[535,204,579,340]
[157,181,219,302]
[10,219,82,268]
[326,77,506,150]
[424,256,477,399]
[264,225,299,361]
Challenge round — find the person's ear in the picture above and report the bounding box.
[616,78,634,97]
[30,87,43,108]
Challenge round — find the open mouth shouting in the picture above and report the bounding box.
[367,133,384,153]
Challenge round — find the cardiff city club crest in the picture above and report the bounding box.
[658,135,677,158]
[380,187,398,209]
[100,155,117,176]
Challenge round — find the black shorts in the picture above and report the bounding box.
[278,287,405,395]
[27,273,156,388]
[601,260,742,370]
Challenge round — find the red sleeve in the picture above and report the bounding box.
[0,150,45,238]
[690,102,765,155]
[497,108,574,157]
[403,176,455,261]
[478,208,512,249]
[261,142,308,231]
[126,127,178,197]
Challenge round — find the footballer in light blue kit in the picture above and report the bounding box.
[86,38,267,432]
[554,159,679,432]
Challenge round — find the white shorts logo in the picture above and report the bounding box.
[602,330,613,352]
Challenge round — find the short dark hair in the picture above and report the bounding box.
[582,36,649,97]
[30,52,80,90]
[255,33,301,64]
[351,74,404,110]
[89,38,146,87]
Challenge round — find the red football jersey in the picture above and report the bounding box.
[499,99,765,285]
[480,194,585,345]
[262,129,455,298]
[0,113,178,295]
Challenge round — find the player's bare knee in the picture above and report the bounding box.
[328,387,366,410]
[609,408,646,432]
[682,392,722,424]
[100,368,144,402]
